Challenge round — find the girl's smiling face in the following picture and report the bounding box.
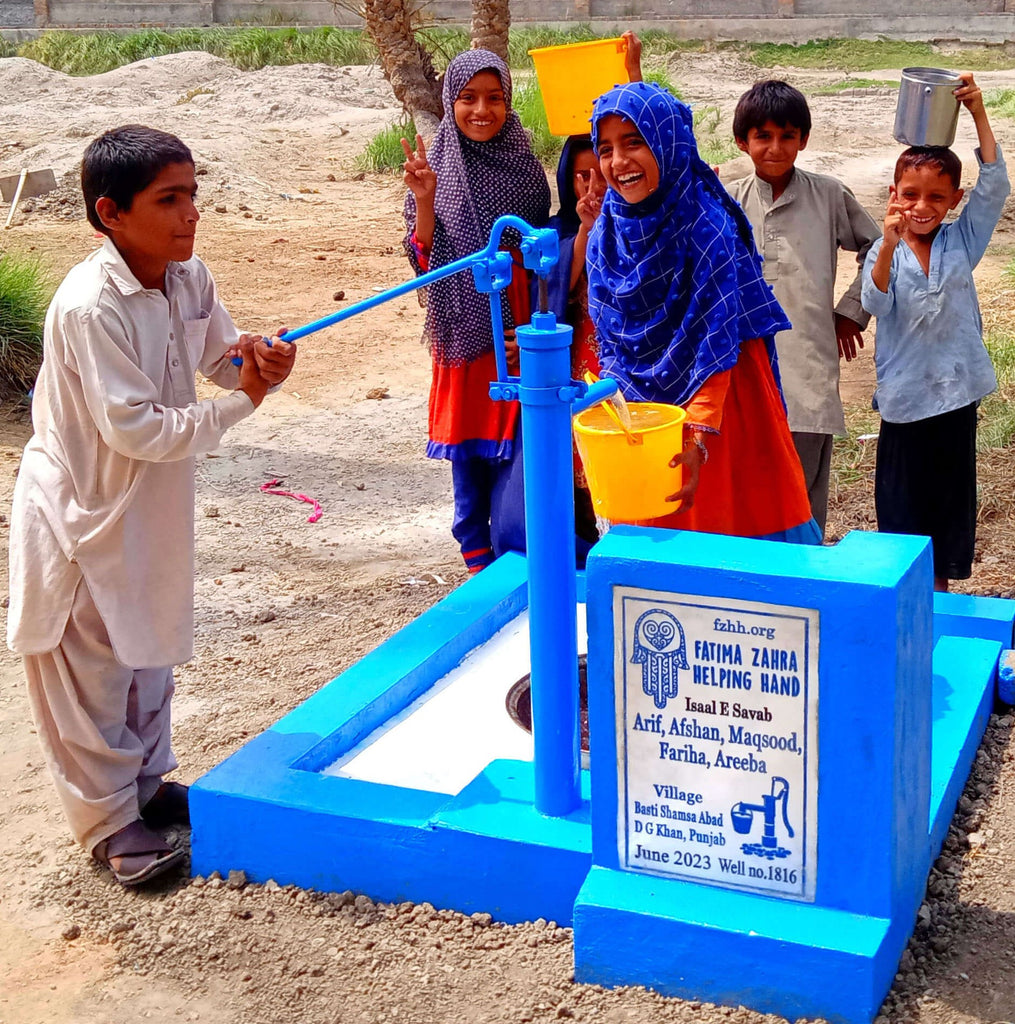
[454,71,508,142]
[595,114,660,204]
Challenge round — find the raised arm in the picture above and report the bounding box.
[402,133,437,253]
[955,72,997,164]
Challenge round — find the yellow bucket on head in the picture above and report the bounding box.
[573,401,687,523]
[528,38,630,137]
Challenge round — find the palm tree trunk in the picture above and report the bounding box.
[469,0,510,61]
[361,0,442,140]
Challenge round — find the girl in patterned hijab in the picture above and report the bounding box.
[587,83,818,542]
[402,49,550,572]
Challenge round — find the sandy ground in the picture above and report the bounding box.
[2,46,1015,1024]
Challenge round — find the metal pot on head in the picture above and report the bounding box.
[893,67,962,147]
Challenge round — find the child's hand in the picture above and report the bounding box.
[622,30,643,83]
[834,314,865,362]
[576,166,604,230]
[665,430,707,511]
[401,134,437,203]
[883,196,909,247]
[254,330,296,386]
[954,72,985,116]
[233,337,270,408]
[504,328,520,375]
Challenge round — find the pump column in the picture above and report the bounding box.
[515,311,581,817]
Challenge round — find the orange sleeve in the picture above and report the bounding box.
[682,368,731,434]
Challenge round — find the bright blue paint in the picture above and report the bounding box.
[506,312,581,816]
[928,635,999,856]
[933,590,1015,648]
[575,525,1001,1022]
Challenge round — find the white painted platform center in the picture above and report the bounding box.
[324,605,588,795]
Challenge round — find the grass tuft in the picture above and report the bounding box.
[356,118,416,173]
[0,250,52,400]
[814,77,899,94]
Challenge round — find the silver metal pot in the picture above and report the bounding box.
[893,67,962,147]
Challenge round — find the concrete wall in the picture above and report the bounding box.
[5,0,1015,42]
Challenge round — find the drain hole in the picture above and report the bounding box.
[505,654,589,752]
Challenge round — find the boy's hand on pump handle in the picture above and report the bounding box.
[228,330,295,408]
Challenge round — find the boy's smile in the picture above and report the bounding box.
[454,71,508,143]
[736,120,808,192]
[891,165,964,239]
[97,161,200,291]
[596,114,660,205]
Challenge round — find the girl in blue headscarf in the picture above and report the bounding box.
[587,82,818,542]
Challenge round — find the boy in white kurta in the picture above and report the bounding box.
[7,125,296,885]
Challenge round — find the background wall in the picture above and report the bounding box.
[4,0,1015,43]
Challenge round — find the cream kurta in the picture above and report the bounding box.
[727,168,881,435]
[8,239,254,667]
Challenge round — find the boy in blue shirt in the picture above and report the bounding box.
[862,72,1008,591]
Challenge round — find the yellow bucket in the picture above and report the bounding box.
[573,401,687,522]
[528,38,630,137]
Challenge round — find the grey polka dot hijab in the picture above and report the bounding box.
[403,49,551,365]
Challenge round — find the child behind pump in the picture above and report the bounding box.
[727,80,881,536]
[861,73,1008,591]
[401,50,550,573]
[586,82,817,543]
[7,125,296,886]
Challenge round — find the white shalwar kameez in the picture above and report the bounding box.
[8,238,256,852]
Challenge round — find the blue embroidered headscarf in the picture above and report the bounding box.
[587,83,790,405]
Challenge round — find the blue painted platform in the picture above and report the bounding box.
[191,552,593,925]
[192,532,1011,1019]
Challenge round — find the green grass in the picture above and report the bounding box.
[513,79,562,166]
[985,87,1015,121]
[692,105,739,166]
[744,37,1015,72]
[814,77,899,94]
[832,407,881,489]
[16,26,376,75]
[10,27,1015,76]
[356,117,417,173]
[979,329,1015,450]
[0,250,52,399]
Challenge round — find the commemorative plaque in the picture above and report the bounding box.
[613,586,819,901]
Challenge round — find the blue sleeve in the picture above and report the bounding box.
[955,144,1010,269]
[861,239,895,317]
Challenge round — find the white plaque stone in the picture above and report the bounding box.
[614,586,819,902]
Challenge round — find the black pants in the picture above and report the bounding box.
[875,403,977,580]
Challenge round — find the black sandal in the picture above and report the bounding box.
[92,819,185,886]
[141,781,190,829]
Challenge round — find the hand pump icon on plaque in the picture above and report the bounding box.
[731,777,795,860]
[630,608,689,709]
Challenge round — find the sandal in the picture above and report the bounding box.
[92,819,185,887]
[141,781,190,829]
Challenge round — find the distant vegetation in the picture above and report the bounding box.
[0,250,52,400]
[6,26,1013,77]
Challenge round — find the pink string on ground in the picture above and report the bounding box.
[260,478,323,523]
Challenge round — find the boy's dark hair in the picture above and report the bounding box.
[894,146,962,189]
[733,80,812,141]
[82,124,193,234]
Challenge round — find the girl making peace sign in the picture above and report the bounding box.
[402,49,550,573]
